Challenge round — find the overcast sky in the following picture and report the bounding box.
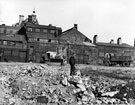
[0,0,135,46]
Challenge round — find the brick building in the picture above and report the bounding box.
[0,11,135,65]
[0,24,27,62]
[17,11,64,62]
[59,24,98,64]
[93,35,135,64]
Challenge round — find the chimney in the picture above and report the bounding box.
[19,15,24,24]
[74,24,77,30]
[2,24,5,26]
[110,39,114,44]
[28,15,32,22]
[134,38,135,47]
[49,24,52,26]
[117,37,122,45]
[93,35,98,44]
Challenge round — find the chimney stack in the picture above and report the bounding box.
[134,38,135,47]
[110,39,114,44]
[74,24,78,30]
[93,35,98,44]
[19,15,24,24]
[117,37,122,45]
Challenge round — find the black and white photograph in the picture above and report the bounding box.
[0,0,135,104]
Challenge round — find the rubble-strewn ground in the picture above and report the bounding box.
[1,62,135,105]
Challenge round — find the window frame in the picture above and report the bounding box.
[27,27,33,32]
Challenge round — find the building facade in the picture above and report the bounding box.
[0,24,27,62]
[59,24,98,64]
[0,11,135,65]
[93,35,135,64]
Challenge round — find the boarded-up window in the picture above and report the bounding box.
[12,51,19,57]
[35,28,40,32]
[19,51,26,62]
[36,53,40,62]
[84,55,89,64]
[43,29,47,33]
[4,50,11,56]
[50,30,55,34]
[29,46,34,55]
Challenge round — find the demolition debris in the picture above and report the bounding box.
[0,63,135,105]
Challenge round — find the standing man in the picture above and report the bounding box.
[69,52,76,76]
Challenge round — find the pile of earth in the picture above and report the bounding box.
[0,63,135,105]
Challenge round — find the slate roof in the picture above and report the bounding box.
[96,42,134,48]
[59,27,92,42]
[25,23,62,30]
[0,25,22,37]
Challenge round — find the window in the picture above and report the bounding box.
[51,40,58,43]
[3,41,7,45]
[4,50,11,56]
[10,41,16,46]
[0,28,4,33]
[27,27,33,32]
[19,51,26,58]
[12,51,19,57]
[6,29,10,34]
[43,29,47,33]
[37,38,39,41]
[39,39,48,43]
[50,30,55,34]
[10,30,13,33]
[35,28,40,32]
[99,52,104,57]
[48,39,51,42]
[28,38,37,42]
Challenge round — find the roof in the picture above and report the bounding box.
[0,24,21,35]
[59,27,91,42]
[82,42,96,47]
[96,42,134,48]
[25,23,62,30]
[0,25,19,29]
[72,42,96,47]
[0,34,26,42]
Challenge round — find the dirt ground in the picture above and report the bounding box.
[1,62,135,105]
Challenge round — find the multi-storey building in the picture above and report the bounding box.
[0,24,27,62]
[0,11,135,65]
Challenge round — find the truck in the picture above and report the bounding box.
[103,53,133,67]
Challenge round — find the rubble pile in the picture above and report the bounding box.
[0,64,135,104]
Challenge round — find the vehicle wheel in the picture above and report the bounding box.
[125,62,130,67]
[122,62,126,67]
[104,61,110,66]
